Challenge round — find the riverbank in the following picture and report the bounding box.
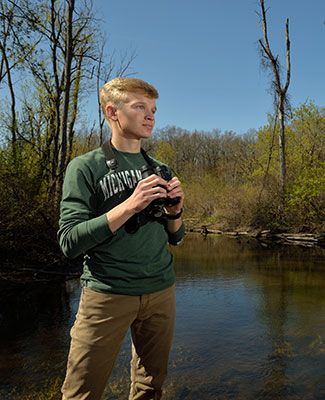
[184,220,325,248]
[0,255,82,284]
[1,224,324,284]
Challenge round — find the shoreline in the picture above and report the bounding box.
[1,228,324,284]
[186,224,325,248]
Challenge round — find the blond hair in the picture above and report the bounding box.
[100,77,159,117]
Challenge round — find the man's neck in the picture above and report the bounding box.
[111,136,141,153]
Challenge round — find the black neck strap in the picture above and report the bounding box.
[101,140,156,171]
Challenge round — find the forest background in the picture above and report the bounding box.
[0,0,324,269]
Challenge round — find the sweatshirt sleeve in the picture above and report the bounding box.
[57,158,114,259]
[167,222,186,246]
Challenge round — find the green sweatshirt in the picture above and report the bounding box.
[58,146,185,295]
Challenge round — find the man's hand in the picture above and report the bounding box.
[164,177,184,216]
[105,174,184,234]
[106,174,168,233]
[126,174,168,213]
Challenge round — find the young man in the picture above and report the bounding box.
[58,77,185,400]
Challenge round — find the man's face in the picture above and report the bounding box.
[115,92,157,140]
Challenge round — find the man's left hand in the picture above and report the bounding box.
[164,177,184,216]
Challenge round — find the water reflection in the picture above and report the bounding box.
[169,235,325,400]
[0,234,324,400]
[0,280,81,399]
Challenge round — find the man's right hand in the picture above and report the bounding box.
[105,174,168,233]
[126,174,168,213]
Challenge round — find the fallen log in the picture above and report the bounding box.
[187,227,325,248]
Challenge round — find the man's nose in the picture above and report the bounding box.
[145,112,154,120]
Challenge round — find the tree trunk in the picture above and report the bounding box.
[0,42,17,161]
[258,0,291,209]
[56,0,75,204]
[278,97,286,200]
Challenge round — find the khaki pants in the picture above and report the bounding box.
[61,285,176,400]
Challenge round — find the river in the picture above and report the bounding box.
[1,234,325,399]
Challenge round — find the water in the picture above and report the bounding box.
[0,234,325,399]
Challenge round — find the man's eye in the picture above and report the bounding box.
[137,105,145,109]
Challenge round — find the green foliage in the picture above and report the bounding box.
[0,142,60,264]
[183,173,224,219]
[0,0,136,266]
[289,164,325,205]
[165,102,324,231]
[154,141,177,170]
[0,100,324,267]
[287,163,325,223]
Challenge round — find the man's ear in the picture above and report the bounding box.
[105,105,118,121]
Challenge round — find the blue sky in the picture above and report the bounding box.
[92,0,325,134]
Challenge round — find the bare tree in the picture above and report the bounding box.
[96,42,114,145]
[95,45,136,145]
[57,0,77,198]
[0,0,19,148]
[0,0,136,208]
[257,0,291,205]
[7,0,104,202]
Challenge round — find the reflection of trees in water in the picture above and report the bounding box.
[0,281,78,399]
[1,236,324,399]
[0,281,72,338]
[173,233,325,277]
[253,267,325,399]
[256,275,293,399]
[173,234,325,399]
